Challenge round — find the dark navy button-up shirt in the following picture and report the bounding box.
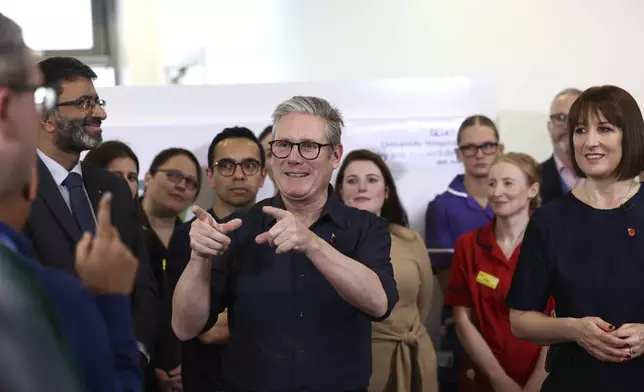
[205,185,398,392]
[425,174,494,269]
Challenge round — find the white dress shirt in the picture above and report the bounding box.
[37,149,87,212]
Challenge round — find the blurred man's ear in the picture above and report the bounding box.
[41,111,57,134]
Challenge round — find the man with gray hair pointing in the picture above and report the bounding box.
[173,96,399,391]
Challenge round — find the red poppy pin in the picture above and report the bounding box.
[628,228,635,237]
[330,233,337,245]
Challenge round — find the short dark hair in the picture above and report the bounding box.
[259,125,272,142]
[83,140,140,174]
[568,85,644,180]
[334,149,409,227]
[456,115,499,144]
[38,57,97,91]
[148,148,203,198]
[207,126,265,168]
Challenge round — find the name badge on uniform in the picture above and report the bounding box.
[476,271,499,289]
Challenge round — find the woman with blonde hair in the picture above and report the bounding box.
[335,149,438,392]
[445,153,554,392]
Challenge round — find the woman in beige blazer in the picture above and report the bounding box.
[335,149,439,392]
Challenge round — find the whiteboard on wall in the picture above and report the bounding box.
[338,118,464,234]
[95,78,497,237]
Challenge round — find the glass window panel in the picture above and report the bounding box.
[4,1,94,51]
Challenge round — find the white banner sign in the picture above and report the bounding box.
[343,118,462,168]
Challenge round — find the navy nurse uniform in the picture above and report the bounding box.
[425,174,494,392]
[506,186,644,391]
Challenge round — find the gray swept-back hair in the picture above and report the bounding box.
[551,88,583,107]
[271,96,344,146]
[0,13,28,86]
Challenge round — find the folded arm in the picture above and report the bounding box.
[306,239,388,318]
[305,216,397,320]
[198,309,229,344]
[509,309,580,345]
[172,253,214,341]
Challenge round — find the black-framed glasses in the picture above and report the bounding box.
[213,158,261,177]
[458,142,499,157]
[157,169,200,191]
[550,113,568,126]
[7,84,58,113]
[269,140,331,160]
[57,96,106,113]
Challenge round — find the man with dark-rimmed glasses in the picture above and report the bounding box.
[167,126,266,392]
[24,56,161,375]
[173,96,398,392]
[539,88,583,204]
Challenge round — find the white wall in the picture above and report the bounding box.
[142,0,644,162]
[97,78,496,234]
[116,0,164,85]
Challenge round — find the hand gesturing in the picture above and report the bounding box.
[255,206,315,254]
[75,193,139,294]
[189,206,242,258]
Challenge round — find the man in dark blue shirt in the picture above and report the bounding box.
[0,13,141,392]
[173,96,399,392]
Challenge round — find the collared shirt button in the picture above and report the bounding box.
[299,348,305,354]
[299,311,304,317]
[299,273,305,278]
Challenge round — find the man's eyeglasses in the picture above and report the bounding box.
[57,96,106,113]
[157,169,200,191]
[550,113,568,127]
[269,140,331,160]
[8,84,58,113]
[213,158,261,177]
[458,142,499,157]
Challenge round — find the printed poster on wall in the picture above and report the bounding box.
[342,118,463,168]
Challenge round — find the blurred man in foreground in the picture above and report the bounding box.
[0,12,83,391]
[0,12,142,392]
